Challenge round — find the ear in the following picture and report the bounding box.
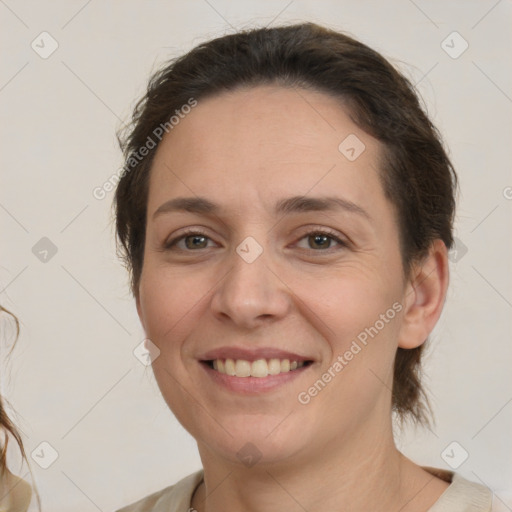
[398,239,450,349]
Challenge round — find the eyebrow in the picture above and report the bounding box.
[152,195,371,220]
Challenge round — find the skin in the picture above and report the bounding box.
[136,85,451,511]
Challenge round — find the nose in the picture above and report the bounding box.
[210,244,292,330]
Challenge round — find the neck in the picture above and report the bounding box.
[191,416,433,512]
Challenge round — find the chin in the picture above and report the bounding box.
[194,415,313,468]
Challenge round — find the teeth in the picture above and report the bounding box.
[268,358,281,375]
[251,359,268,378]
[211,358,306,377]
[224,358,236,376]
[235,359,251,377]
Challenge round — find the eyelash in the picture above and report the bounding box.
[163,228,348,253]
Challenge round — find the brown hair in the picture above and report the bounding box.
[0,306,25,475]
[0,305,41,509]
[113,23,457,424]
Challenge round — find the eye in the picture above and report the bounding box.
[163,228,347,253]
[295,229,347,251]
[164,230,215,251]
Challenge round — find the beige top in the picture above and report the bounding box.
[115,466,493,512]
[0,467,32,512]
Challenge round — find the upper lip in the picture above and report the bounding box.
[199,347,313,362]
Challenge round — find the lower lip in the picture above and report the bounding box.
[199,362,311,394]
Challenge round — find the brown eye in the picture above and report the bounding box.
[183,234,209,250]
[164,231,214,251]
[295,230,346,252]
[307,233,333,250]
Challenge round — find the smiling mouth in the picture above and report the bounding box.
[202,358,313,378]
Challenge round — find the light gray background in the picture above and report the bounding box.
[1,1,511,510]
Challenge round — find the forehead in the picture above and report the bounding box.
[147,85,389,220]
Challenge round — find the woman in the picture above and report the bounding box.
[0,306,39,512]
[113,23,493,511]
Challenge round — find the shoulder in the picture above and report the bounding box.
[0,467,33,512]
[423,466,493,512]
[115,470,204,512]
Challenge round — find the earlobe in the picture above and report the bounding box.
[397,239,450,349]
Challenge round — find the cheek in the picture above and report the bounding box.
[138,265,209,351]
[300,275,402,418]
[297,269,401,347]
[297,269,403,408]
[138,266,210,426]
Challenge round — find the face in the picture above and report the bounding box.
[137,86,411,466]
